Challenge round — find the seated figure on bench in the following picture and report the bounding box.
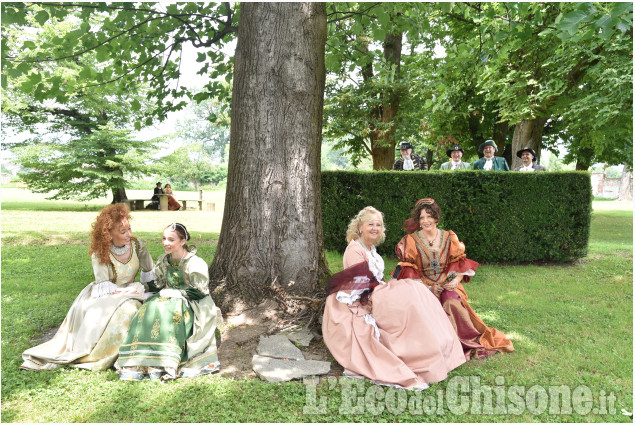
[146,182,163,210]
[164,184,182,211]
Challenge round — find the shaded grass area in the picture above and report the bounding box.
[1,209,632,422]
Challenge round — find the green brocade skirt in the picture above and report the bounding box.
[118,294,194,370]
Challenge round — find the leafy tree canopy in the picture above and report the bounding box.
[2,2,238,128]
[323,2,632,168]
[14,124,161,200]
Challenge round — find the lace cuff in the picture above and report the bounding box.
[140,269,156,283]
[91,281,119,298]
[335,288,369,305]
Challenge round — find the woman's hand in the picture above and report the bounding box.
[430,284,444,296]
[115,282,145,295]
[442,276,461,291]
[159,288,189,307]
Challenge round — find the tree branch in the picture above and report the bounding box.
[327,3,383,24]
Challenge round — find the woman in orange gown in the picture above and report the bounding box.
[394,198,515,359]
[164,184,182,211]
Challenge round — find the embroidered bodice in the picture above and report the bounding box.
[109,245,140,286]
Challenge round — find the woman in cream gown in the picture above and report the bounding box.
[21,204,155,371]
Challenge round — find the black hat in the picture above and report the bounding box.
[478,139,498,154]
[446,144,464,157]
[397,141,414,150]
[516,147,537,160]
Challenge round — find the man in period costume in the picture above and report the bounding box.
[513,147,546,172]
[392,141,427,171]
[440,144,471,170]
[472,140,510,171]
[146,181,164,209]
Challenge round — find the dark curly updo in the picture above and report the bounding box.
[402,198,442,233]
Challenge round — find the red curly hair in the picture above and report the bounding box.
[89,203,132,265]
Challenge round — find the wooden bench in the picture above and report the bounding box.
[126,194,169,211]
[126,199,154,211]
[179,199,203,210]
[126,191,206,211]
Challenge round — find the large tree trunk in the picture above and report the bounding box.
[510,117,547,169]
[617,164,633,201]
[209,3,330,312]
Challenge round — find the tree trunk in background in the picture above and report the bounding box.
[370,32,403,170]
[494,119,511,165]
[617,164,633,201]
[111,186,128,204]
[209,3,330,312]
[575,147,594,170]
[510,117,547,169]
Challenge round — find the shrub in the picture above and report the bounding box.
[322,170,592,263]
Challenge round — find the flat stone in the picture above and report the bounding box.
[256,335,304,360]
[226,325,268,346]
[284,328,314,347]
[252,355,331,383]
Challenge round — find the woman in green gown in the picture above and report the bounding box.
[118,223,220,380]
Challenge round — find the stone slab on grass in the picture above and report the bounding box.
[256,334,304,360]
[252,355,331,383]
[284,328,314,347]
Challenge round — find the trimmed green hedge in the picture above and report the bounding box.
[322,170,592,263]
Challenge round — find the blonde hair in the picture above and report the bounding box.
[345,206,386,246]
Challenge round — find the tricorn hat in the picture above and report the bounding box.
[516,147,537,160]
[397,141,414,150]
[478,139,498,154]
[446,144,464,157]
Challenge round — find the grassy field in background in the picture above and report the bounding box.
[1,188,633,422]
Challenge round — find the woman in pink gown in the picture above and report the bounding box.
[322,206,465,390]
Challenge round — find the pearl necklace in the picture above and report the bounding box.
[110,243,131,256]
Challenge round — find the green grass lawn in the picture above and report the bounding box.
[1,195,632,422]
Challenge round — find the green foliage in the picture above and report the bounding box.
[1,3,238,126]
[444,2,633,166]
[157,144,228,189]
[322,170,592,263]
[175,94,231,164]
[324,3,431,168]
[1,8,167,201]
[12,125,161,201]
[323,2,632,170]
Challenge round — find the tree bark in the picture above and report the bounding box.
[209,3,330,311]
[111,186,128,204]
[617,164,633,201]
[493,118,511,165]
[510,117,547,170]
